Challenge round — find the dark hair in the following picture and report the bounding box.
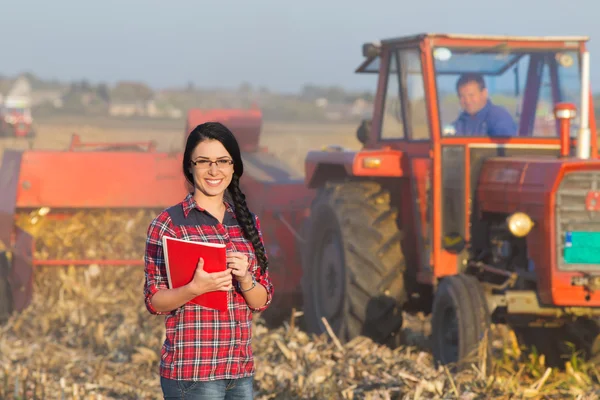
[183,122,269,274]
[456,72,486,92]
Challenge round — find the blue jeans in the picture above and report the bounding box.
[160,376,254,399]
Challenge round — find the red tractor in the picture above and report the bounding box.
[0,98,35,138]
[299,33,600,368]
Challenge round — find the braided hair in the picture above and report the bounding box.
[183,122,269,274]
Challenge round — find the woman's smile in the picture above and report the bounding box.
[204,178,224,187]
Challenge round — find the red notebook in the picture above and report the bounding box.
[162,235,229,311]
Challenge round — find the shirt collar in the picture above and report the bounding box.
[460,99,492,120]
[182,192,235,218]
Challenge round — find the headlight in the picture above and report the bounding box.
[506,212,534,237]
[362,157,382,169]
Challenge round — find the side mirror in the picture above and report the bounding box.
[362,42,381,58]
[356,119,371,145]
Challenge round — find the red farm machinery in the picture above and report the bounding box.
[3,32,600,370]
[0,107,312,327]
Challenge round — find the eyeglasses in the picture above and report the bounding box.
[191,158,234,169]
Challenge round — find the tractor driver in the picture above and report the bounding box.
[451,73,517,137]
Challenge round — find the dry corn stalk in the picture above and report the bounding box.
[2,210,165,399]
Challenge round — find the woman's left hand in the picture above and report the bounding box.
[227,252,251,283]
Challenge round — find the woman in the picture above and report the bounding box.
[143,121,274,399]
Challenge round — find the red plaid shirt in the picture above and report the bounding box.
[143,193,274,381]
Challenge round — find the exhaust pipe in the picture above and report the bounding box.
[576,51,591,159]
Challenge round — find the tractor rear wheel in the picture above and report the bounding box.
[301,181,407,347]
[430,274,492,371]
[0,252,13,324]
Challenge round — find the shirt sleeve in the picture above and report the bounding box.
[143,212,176,315]
[247,214,274,313]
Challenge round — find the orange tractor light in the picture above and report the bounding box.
[362,157,382,169]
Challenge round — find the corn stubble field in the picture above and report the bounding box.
[2,118,600,399]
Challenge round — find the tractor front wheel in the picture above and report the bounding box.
[430,274,492,371]
[301,181,407,347]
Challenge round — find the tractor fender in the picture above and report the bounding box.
[305,147,405,189]
[0,150,22,247]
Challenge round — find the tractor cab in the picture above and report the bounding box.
[353,34,597,283]
[357,33,592,143]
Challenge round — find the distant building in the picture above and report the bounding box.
[109,99,182,119]
[315,97,328,108]
[8,76,31,98]
[31,90,63,108]
[108,102,147,117]
[0,76,32,109]
[350,98,372,118]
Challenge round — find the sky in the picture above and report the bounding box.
[1,0,599,93]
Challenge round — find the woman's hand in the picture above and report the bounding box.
[187,257,233,295]
[226,252,252,284]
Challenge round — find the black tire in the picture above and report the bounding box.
[301,180,407,347]
[430,274,492,371]
[0,252,13,324]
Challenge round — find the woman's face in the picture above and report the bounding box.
[189,139,235,199]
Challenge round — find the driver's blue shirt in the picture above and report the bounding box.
[453,100,517,136]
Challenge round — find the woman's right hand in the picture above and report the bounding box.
[187,257,233,295]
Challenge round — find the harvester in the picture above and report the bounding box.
[298,33,600,368]
[0,107,312,327]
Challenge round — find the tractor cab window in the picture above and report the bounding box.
[379,48,430,140]
[399,49,430,140]
[433,47,581,138]
[380,52,405,139]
